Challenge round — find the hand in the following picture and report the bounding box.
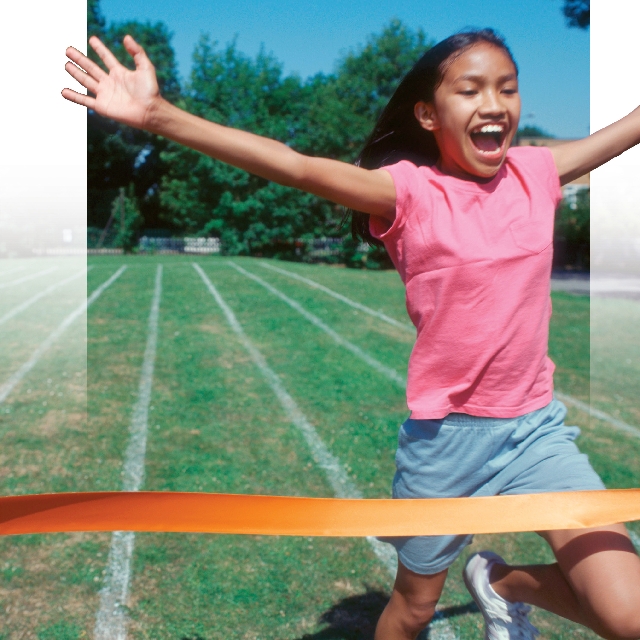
[62,35,161,130]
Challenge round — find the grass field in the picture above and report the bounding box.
[591,296,640,428]
[0,255,638,639]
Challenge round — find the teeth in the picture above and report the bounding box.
[477,124,504,133]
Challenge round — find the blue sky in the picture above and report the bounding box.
[98,0,589,139]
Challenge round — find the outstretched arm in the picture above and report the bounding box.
[62,35,396,220]
[549,107,640,185]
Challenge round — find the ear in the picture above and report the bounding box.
[414,101,439,132]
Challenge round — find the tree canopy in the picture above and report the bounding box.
[156,20,430,257]
[87,8,181,234]
[87,1,586,267]
[517,125,555,138]
[88,2,431,260]
[562,0,589,29]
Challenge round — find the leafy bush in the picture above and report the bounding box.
[555,189,590,269]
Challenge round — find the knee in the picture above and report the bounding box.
[397,595,438,633]
[380,562,447,638]
[376,593,438,639]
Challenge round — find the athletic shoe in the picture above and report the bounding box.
[463,551,540,640]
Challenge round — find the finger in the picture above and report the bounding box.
[65,61,99,95]
[61,88,96,110]
[88,35,121,71]
[65,46,107,81]
[122,34,153,71]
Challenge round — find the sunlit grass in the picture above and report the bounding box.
[591,296,640,426]
[0,255,636,639]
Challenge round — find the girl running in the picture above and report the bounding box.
[62,29,640,640]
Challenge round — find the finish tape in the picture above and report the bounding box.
[1,489,639,537]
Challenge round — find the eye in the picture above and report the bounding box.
[501,87,518,95]
[459,90,477,96]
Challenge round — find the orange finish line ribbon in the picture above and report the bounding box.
[1,490,639,537]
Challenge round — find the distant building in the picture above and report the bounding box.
[515,137,589,208]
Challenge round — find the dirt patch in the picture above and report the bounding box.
[36,410,85,437]
[333,579,359,594]
[107,363,139,379]
[0,532,109,638]
[199,323,225,335]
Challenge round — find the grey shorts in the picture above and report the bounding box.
[380,398,605,575]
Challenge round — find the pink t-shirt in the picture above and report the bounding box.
[371,146,562,419]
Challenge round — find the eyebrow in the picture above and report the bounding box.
[453,73,518,83]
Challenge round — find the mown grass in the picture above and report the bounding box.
[591,296,640,426]
[0,255,637,639]
[0,258,102,638]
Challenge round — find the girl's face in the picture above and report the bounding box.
[415,43,521,180]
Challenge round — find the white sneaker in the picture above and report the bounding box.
[463,551,540,640]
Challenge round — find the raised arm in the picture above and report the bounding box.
[62,35,396,220]
[549,106,640,185]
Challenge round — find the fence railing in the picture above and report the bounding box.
[137,237,221,254]
[133,236,364,258]
[304,237,358,259]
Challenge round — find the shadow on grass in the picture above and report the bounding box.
[295,587,478,640]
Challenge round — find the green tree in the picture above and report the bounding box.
[112,185,144,252]
[296,19,431,162]
[159,35,336,255]
[159,21,430,261]
[87,13,431,263]
[88,0,106,40]
[517,125,554,138]
[317,20,431,267]
[555,189,590,268]
[88,2,181,235]
[562,0,589,29]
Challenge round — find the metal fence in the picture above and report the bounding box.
[137,237,221,254]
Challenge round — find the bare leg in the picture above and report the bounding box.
[375,561,448,640]
[489,555,587,626]
[489,524,640,639]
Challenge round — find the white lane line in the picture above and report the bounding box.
[555,392,640,439]
[0,266,27,278]
[95,265,162,640]
[0,267,126,405]
[193,263,456,640]
[195,264,358,499]
[0,267,91,328]
[227,262,406,389]
[258,261,414,333]
[0,267,58,290]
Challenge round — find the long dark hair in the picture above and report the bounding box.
[350,28,518,246]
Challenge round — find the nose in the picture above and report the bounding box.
[478,89,506,117]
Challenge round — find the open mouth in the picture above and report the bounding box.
[469,124,507,155]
